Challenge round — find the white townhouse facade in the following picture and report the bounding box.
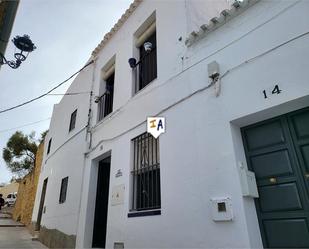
[32,0,309,248]
[31,63,94,247]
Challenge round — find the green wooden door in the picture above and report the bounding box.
[242,107,309,248]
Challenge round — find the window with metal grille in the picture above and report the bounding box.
[47,138,52,155]
[137,31,157,92]
[59,177,68,204]
[69,109,77,131]
[131,132,160,211]
[98,72,114,121]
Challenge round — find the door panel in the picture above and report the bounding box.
[300,145,309,173]
[288,108,309,197]
[244,120,286,151]
[259,183,302,212]
[263,218,309,248]
[242,108,309,248]
[290,111,309,139]
[250,150,293,178]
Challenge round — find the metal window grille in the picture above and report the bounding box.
[47,138,52,154]
[98,73,114,121]
[59,176,68,204]
[137,32,157,92]
[69,109,77,131]
[131,132,160,211]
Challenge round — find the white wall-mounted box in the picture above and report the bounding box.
[210,197,233,221]
[238,162,259,198]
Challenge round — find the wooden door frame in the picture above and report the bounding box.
[36,177,48,231]
[92,156,111,248]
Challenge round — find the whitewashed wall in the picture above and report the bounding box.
[32,64,93,236]
[31,0,309,248]
[76,0,309,248]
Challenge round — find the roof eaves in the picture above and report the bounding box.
[185,0,260,47]
[0,0,19,56]
[91,0,143,57]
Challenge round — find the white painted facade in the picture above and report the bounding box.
[33,0,309,248]
[31,64,93,237]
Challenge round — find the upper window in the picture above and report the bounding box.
[131,132,160,211]
[98,72,114,121]
[59,176,68,204]
[133,12,157,93]
[47,138,52,155]
[138,31,157,91]
[97,57,115,122]
[69,109,77,131]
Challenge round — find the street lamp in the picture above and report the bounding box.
[0,34,36,69]
[128,41,153,69]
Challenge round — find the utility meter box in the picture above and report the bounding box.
[238,162,259,198]
[208,60,220,79]
[211,197,233,221]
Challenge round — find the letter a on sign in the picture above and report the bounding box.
[147,117,165,138]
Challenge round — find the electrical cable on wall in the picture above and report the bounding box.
[90,1,304,132]
[46,92,91,96]
[0,1,298,117]
[40,28,309,160]
[87,30,309,154]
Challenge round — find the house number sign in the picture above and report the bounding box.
[263,85,282,99]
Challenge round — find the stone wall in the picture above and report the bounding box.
[12,142,44,227]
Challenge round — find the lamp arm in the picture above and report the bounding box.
[133,54,148,68]
[0,52,7,65]
[0,52,21,69]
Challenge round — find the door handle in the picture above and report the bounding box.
[305,173,309,179]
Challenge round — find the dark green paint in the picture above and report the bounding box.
[242,107,309,248]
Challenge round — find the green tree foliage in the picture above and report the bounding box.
[2,131,38,177]
[39,130,49,143]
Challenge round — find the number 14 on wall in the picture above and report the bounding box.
[263,85,282,99]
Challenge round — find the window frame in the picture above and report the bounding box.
[137,30,157,92]
[98,72,115,121]
[59,176,68,204]
[47,138,52,155]
[69,109,77,132]
[130,132,161,214]
[133,12,157,95]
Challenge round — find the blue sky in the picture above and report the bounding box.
[0,0,132,183]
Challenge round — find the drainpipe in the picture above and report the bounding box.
[86,56,97,149]
[76,56,97,248]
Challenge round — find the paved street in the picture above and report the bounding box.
[0,211,46,248]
